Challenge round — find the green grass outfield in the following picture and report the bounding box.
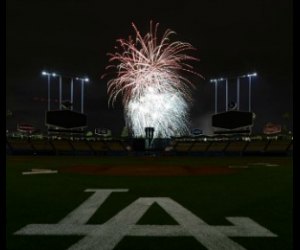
[6,156,293,250]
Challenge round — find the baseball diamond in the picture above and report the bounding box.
[15,189,277,250]
[7,156,292,250]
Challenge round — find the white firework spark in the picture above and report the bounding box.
[103,21,202,138]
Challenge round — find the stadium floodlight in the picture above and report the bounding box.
[247,72,257,77]
[224,78,228,111]
[209,79,218,114]
[246,72,257,112]
[239,72,257,78]
[51,73,62,110]
[75,76,90,113]
[236,72,257,112]
[41,71,57,111]
[209,77,227,114]
[70,78,74,110]
[236,77,240,110]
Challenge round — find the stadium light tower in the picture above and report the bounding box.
[236,76,240,110]
[70,78,74,110]
[75,77,89,113]
[57,74,62,110]
[247,72,257,112]
[210,79,218,114]
[41,71,58,111]
[210,78,226,114]
[225,78,228,111]
[238,72,257,112]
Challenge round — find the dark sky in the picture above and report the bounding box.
[6,0,293,135]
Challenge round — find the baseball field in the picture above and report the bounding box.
[6,155,292,250]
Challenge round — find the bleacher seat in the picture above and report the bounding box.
[5,137,293,156]
[265,140,292,153]
[225,141,248,153]
[7,138,33,154]
[206,141,229,152]
[106,140,127,151]
[31,140,54,154]
[51,140,74,154]
[244,140,268,153]
[70,140,92,152]
[189,141,210,152]
[88,140,109,154]
[174,141,194,152]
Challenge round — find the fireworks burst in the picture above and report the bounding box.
[103,21,202,138]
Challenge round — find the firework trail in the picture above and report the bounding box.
[103,21,202,138]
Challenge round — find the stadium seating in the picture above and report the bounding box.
[106,140,127,151]
[225,141,248,153]
[189,141,210,152]
[50,139,74,155]
[6,136,293,156]
[105,140,129,155]
[70,140,93,154]
[265,140,292,153]
[244,140,268,153]
[7,138,34,154]
[88,140,109,155]
[173,141,194,152]
[30,140,55,154]
[206,141,229,153]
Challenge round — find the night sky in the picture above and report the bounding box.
[6,0,293,135]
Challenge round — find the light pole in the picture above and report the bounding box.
[70,78,74,110]
[76,77,89,113]
[210,78,225,114]
[58,74,62,110]
[225,78,228,111]
[237,77,240,110]
[42,71,51,111]
[237,72,257,112]
[246,73,257,112]
[41,71,58,111]
[210,79,218,114]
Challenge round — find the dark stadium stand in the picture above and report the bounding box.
[30,139,55,155]
[173,141,194,152]
[88,140,109,155]
[6,137,293,156]
[265,140,292,153]
[50,139,74,155]
[7,138,34,154]
[243,140,268,154]
[206,141,229,153]
[225,141,248,153]
[189,141,210,152]
[106,140,128,155]
[70,140,94,155]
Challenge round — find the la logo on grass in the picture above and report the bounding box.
[15,189,277,250]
